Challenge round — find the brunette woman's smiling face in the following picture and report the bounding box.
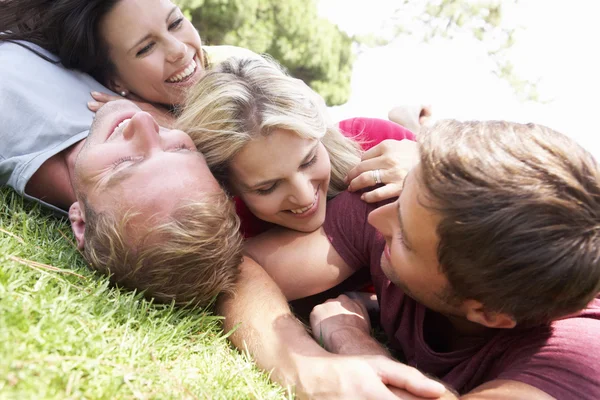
[100,0,206,106]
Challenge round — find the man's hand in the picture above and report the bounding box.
[308,295,452,399]
[298,354,447,400]
[345,139,419,203]
[310,294,372,352]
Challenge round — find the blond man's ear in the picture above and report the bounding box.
[69,201,86,250]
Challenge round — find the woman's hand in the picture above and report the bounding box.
[87,91,175,128]
[345,139,419,203]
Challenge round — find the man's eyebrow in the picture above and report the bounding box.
[129,6,179,52]
[243,142,319,190]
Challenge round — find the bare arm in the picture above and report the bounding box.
[244,226,357,301]
[217,257,447,399]
[310,295,554,400]
[217,256,328,388]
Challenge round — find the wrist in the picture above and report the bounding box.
[268,314,332,389]
[327,326,389,357]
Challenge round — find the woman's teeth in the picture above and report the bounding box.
[290,193,318,214]
[167,59,197,83]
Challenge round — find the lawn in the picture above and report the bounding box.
[0,188,289,399]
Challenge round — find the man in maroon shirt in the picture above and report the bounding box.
[236,119,600,399]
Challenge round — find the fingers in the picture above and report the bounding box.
[88,91,123,112]
[87,100,106,112]
[91,91,124,102]
[377,360,446,399]
[346,140,404,182]
[367,382,412,400]
[346,140,417,191]
[337,293,370,320]
[388,386,425,400]
[345,291,379,312]
[360,183,403,203]
[348,169,379,192]
[348,165,408,195]
[347,157,393,185]
[360,141,388,161]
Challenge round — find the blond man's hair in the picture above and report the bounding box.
[419,120,600,324]
[82,192,243,307]
[177,57,361,198]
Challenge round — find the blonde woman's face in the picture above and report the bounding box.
[101,0,205,106]
[231,129,331,233]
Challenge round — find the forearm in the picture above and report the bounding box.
[326,326,392,358]
[310,294,392,359]
[217,257,331,389]
[218,266,452,399]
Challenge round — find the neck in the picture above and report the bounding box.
[424,311,491,353]
[64,139,86,191]
[446,314,489,335]
[24,139,86,211]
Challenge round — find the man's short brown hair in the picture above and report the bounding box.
[81,191,243,307]
[419,120,600,324]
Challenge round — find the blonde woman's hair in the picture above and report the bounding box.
[177,57,361,197]
[82,191,243,307]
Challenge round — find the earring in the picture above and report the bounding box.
[120,90,128,97]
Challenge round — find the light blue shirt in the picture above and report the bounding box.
[0,41,114,214]
[0,41,261,215]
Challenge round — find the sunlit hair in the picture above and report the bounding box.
[418,120,600,324]
[177,56,361,197]
[81,192,243,307]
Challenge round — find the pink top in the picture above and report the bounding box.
[236,117,415,238]
[323,190,600,399]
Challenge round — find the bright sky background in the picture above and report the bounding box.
[319,0,600,158]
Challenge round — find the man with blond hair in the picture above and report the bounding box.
[1,41,243,306]
[223,120,600,399]
[67,100,243,305]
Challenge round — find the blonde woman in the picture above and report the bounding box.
[178,57,418,235]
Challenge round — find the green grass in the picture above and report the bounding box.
[0,188,289,400]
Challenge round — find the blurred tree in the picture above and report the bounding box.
[381,0,538,101]
[177,0,353,106]
[177,0,530,104]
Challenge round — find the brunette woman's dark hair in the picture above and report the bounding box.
[0,0,121,85]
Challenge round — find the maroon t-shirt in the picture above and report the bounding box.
[236,117,415,238]
[323,191,600,398]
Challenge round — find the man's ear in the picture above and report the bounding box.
[69,201,86,250]
[463,299,517,329]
